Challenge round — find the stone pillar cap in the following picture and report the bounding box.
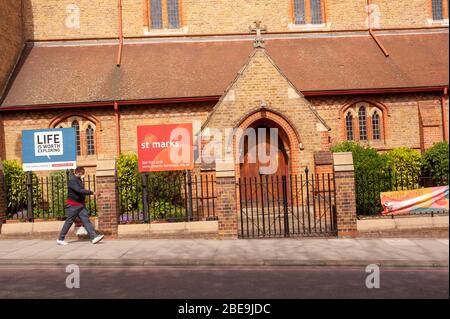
[96,159,116,177]
[333,152,354,172]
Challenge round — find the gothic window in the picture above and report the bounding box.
[71,120,81,156]
[344,102,385,143]
[86,125,95,155]
[148,0,181,29]
[55,116,97,156]
[310,0,323,24]
[431,0,449,20]
[293,0,306,24]
[167,0,180,29]
[293,0,325,25]
[372,112,381,140]
[345,112,354,141]
[358,106,367,141]
[150,0,163,29]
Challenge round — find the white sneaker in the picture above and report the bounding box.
[56,239,69,246]
[91,234,104,244]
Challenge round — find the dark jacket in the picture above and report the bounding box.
[67,174,93,204]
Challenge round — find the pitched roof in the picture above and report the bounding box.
[1,30,448,108]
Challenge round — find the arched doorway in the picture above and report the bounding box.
[240,118,290,181]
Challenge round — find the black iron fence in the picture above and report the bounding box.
[356,169,448,216]
[238,169,337,238]
[2,171,97,221]
[117,172,216,224]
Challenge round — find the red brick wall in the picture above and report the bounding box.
[0,103,212,174]
[0,166,6,221]
[216,176,238,239]
[312,93,446,152]
[95,174,119,236]
[334,170,357,236]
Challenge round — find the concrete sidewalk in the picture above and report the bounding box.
[0,238,448,267]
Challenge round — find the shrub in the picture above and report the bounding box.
[116,154,186,221]
[385,147,422,189]
[331,141,389,215]
[47,170,70,218]
[117,154,141,213]
[1,160,41,218]
[331,141,388,177]
[422,142,449,186]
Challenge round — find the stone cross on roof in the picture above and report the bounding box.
[249,21,267,48]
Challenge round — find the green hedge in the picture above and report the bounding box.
[422,142,449,185]
[331,142,449,215]
[117,154,186,221]
[385,147,422,189]
[1,160,42,218]
[331,142,389,215]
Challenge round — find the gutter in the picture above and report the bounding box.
[0,96,221,112]
[114,101,121,156]
[367,0,389,57]
[116,0,123,67]
[301,86,448,97]
[442,87,448,142]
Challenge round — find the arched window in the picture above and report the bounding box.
[345,112,354,141]
[71,120,81,156]
[310,0,323,24]
[148,0,181,29]
[343,102,385,143]
[86,125,95,155]
[372,112,381,140]
[54,116,97,156]
[293,0,325,25]
[431,0,449,21]
[358,106,367,141]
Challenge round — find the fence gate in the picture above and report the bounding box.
[238,169,337,238]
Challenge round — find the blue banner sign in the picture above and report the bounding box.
[22,128,77,171]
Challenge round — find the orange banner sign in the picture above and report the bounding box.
[381,186,449,215]
[137,123,194,172]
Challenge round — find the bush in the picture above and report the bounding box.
[47,170,70,218]
[331,141,388,177]
[331,141,389,215]
[116,154,186,221]
[385,147,422,189]
[422,142,449,185]
[1,160,42,218]
[117,154,141,213]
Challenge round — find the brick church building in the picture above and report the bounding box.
[0,0,448,178]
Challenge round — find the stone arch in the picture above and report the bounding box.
[233,108,302,178]
[49,111,102,156]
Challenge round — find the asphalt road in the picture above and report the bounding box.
[0,265,448,299]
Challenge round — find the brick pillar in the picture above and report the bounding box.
[333,152,358,237]
[95,160,119,237]
[0,161,6,223]
[215,160,238,239]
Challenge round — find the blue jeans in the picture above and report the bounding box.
[58,205,97,240]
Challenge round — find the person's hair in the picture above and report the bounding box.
[74,166,85,175]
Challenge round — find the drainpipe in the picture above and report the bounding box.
[116,0,123,67]
[367,0,389,57]
[442,87,448,142]
[114,101,121,156]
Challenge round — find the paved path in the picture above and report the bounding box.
[0,238,448,267]
[0,265,448,299]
